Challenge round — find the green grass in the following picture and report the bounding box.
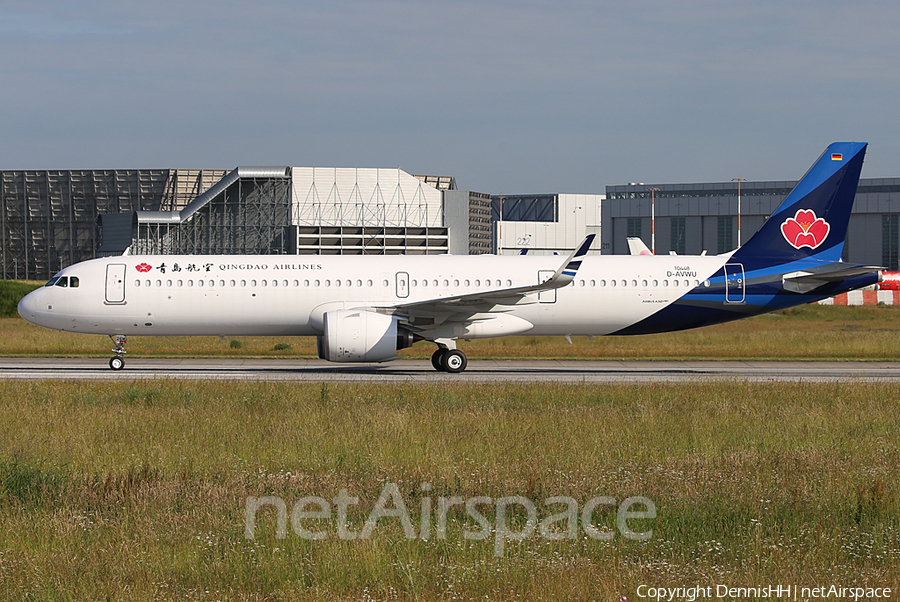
[0,280,41,318]
[0,381,898,599]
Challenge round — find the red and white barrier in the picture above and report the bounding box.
[818,290,900,305]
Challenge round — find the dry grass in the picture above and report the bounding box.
[2,303,900,361]
[0,381,898,600]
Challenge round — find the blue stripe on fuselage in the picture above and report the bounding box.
[612,270,878,336]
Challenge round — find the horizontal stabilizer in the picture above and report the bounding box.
[782,264,882,294]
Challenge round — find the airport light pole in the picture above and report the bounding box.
[497,196,504,255]
[648,187,659,254]
[732,178,746,247]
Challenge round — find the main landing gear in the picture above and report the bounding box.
[109,334,127,370]
[431,347,468,373]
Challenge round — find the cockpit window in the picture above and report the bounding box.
[55,277,68,288]
[70,277,79,288]
[45,277,60,287]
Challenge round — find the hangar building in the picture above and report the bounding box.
[602,179,900,269]
[1,169,226,280]
[1,167,491,280]
[489,194,605,255]
[3,167,899,281]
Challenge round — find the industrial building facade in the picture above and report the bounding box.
[602,178,900,270]
[1,169,226,280]
[1,167,488,280]
[490,194,604,255]
[4,166,900,282]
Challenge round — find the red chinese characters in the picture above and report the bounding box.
[780,209,830,250]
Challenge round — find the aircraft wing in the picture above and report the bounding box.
[782,263,882,294]
[375,235,594,327]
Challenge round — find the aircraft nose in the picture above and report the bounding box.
[17,289,41,325]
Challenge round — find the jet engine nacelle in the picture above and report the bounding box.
[317,309,414,362]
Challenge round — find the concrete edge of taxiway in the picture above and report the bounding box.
[1,358,899,383]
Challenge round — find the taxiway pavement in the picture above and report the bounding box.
[1,358,898,383]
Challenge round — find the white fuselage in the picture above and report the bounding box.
[19,253,731,338]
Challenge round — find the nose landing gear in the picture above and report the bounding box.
[109,335,127,370]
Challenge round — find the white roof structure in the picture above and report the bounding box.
[292,168,443,228]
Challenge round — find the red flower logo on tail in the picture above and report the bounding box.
[135,263,153,273]
[781,209,830,250]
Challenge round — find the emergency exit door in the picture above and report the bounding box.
[105,264,126,304]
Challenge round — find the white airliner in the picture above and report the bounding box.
[18,142,881,373]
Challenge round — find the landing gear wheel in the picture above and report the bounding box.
[108,335,127,371]
[431,348,449,371]
[441,349,467,373]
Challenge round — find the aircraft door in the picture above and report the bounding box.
[105,263,126,304]
[724,263,745,304]
[395,272,409,299]
[537,270,556,303]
